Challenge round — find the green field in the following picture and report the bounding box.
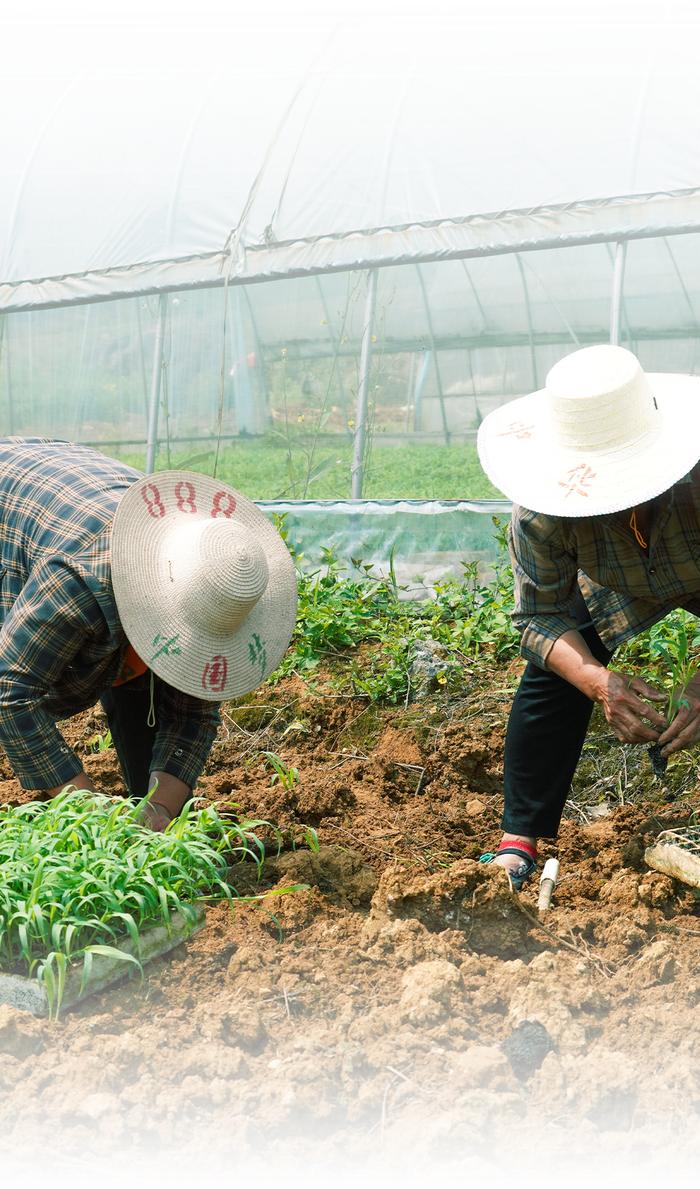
[118,439,503,501]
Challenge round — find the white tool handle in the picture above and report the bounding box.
[537,858,560,913]
[539,858,559,886]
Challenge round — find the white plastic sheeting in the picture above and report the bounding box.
[3,5,700,309]
[2,1,700,557]
[256,498,513,593]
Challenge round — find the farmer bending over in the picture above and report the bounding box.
[476,345,700,887]
[0,438,296,830]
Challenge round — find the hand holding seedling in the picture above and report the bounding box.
[546,630,666,744]
[656,671,700,757]
[596,670,668,744]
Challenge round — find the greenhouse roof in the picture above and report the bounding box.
[3,2,700,312]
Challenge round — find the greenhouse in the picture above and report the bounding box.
[4,5,700,579]
[4,5,700,1184]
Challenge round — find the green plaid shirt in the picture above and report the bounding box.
[0,438,219,789]
[509,465,700,668]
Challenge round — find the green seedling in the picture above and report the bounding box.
[0,786,276,1017]
[262,751,300,791]
[620,613,700,777]
[86,729,113,754]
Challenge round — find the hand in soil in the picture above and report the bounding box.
[647,743,668,779]
[596,670,667,744]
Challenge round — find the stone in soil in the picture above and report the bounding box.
[501,1019,554,1079]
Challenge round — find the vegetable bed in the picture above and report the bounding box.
[0,788,264,1017]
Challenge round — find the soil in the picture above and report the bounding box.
[1,662,700,1182]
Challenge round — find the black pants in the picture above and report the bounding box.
[502,596,613,838]
[100,672,159,799]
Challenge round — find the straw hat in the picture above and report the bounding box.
[111,471,297,700]
[477,345,700,516]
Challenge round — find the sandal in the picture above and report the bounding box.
[479,842,537,891]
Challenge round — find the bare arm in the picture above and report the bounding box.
[44,770,98,798]
[148,769,191,817]
[546,629,667,744]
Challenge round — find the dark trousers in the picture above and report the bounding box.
[100,673,159,799]
[502,596,614,838]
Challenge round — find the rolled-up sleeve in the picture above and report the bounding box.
[509,507,581,668]
[150,681,220,788]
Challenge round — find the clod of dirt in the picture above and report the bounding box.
[368,859,535,958]
[265,845,378,908]
[630,940,677,988]
[0,1006,47,1058]
[398,959,464,1024]
[502,1019,554,1080]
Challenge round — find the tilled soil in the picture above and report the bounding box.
[1,664,700,1182]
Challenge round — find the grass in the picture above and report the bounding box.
[116,438,503,501]
[0,787,273,1017]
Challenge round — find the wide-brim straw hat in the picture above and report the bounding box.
[477,344,700,517]
[111,471,297,700]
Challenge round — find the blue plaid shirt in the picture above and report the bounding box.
[0,438,220,790]
[509,466,700,668]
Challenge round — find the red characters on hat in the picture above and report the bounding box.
[175,481,198,515]
[141,483,167,518]
[558,463,597,499]
[497,421,534,439]
[139,480,238,520]
[210,490,236,518]
[202,655,228,694]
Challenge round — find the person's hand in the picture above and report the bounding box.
[657,672,700,758]
[594,669,667,743]
[138,799,175,832]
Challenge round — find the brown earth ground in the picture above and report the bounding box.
[1,658,700,1180]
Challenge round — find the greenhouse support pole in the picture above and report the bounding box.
[413,349,432,432]
[516,254,538,390]
[0,315,13,434]
[145,294,168,475]
[415,264,450,444]
[351,269,378,499]
[610,241,627,346]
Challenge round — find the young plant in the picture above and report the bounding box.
[86,729,113,754]
[0,787,275,1017]
[619,611,700,777]
[262,750,300,791]
[646,617,700,776]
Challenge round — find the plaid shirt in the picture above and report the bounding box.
[509,464,700,668]
[0,438,220,790]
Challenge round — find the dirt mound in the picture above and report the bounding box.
[368,858,536,956]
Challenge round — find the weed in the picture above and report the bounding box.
[262,751,300,791]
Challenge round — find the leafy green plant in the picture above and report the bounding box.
[614,610,700,776]
[616,611,700,719]
[0,787,276,1017]
[268,521,518,705]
